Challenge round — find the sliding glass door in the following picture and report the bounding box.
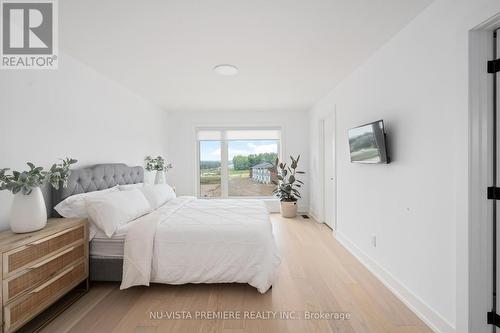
[199,139,222,198]
[227,138,278,197]
[198,128,281,198]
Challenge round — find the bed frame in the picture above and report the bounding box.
[52,163,144,281]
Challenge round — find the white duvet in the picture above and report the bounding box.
[120,196,280,293]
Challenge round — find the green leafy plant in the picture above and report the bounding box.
[145,156,173,172]
[0,158,78,195]
[272,155,305,202]
[145,156,155,171]
[45,158,78,190]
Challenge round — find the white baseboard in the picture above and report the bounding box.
[335,232,455,333]
[308,211,324,223]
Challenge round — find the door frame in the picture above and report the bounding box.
[319,107,337,231]
[468,13,500,333]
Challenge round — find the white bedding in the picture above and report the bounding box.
[120,196,280,293]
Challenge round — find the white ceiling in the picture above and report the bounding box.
[61,0,433,112]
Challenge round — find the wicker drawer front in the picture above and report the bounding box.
[3,226,84,275]
[4,261,86,332]
[4,243,85,303]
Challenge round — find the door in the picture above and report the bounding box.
[323,111,336,230]
[495,28,500,333]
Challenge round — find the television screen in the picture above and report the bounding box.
[348,120,389,164]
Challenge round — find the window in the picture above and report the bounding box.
[197,128,281,198]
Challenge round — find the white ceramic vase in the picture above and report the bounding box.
[10,187,47,233]
[155,171,166,184]
[280,201,298,218]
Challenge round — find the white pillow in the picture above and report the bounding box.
[118,183,144,191]
[54,186,119,218]
[84,189,151,238]
[140,184,176,210]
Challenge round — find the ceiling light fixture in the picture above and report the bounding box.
[214,64,239,76]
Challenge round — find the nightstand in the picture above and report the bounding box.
[0,218,88,333]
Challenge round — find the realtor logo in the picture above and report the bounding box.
[1,0,58,69]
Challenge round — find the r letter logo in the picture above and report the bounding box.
[1,0,58,69]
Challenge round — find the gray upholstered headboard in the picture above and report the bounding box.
[52,163,144,216]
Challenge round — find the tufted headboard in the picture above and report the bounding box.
[52,163,144,217]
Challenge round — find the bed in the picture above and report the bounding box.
[53,164,280,293]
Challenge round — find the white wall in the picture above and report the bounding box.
[308,0,500,332]
[0,54,168,230]
[166,110,309,212]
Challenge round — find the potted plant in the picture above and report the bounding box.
[145,156,173,184]
[272,155,305,218]
[0,158,77,233]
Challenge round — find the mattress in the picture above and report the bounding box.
[90,222,130,258]
[90,237,124,258]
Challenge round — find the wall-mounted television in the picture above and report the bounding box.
[348,120,390,164]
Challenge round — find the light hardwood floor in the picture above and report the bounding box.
[41,214,432,333]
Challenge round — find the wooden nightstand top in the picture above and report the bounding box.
[0,218,87,253]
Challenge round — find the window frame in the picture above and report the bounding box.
[195,126,283,199]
